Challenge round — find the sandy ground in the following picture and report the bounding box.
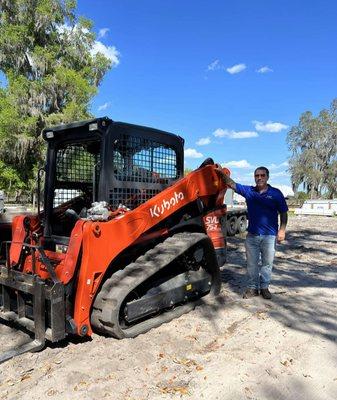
[0,215,337,400]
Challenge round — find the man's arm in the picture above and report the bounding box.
[215,168,237,191]
[277,211,288,242]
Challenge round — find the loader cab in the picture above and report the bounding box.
[42,117,184,245]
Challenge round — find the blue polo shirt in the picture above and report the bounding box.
[236,183,288,235]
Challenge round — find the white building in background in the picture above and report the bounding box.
[233,192,246,205]
[295,200,337,216]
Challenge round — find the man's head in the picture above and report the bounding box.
[254,166,269,191]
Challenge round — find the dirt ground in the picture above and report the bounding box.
[0,215,337,400]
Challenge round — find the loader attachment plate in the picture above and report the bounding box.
[0,338,45,364]
[0,264,66,364]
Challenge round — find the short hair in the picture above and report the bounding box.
[254,166,269,177]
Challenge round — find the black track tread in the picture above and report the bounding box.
[91,232,220,339]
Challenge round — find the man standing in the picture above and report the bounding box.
[216,166,288,299]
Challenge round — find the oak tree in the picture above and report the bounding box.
[0,0,115,193]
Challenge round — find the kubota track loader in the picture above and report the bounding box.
[0,117,229,363]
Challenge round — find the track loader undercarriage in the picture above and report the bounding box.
[92,232,220,338]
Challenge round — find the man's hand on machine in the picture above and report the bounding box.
[214,166,236,190]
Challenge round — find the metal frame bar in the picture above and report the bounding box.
[0,241,66,363]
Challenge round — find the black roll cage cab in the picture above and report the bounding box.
[41,117,185,242]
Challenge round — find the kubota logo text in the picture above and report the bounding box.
[149,191,185,218]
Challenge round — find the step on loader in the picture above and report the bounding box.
[0,117,230,363]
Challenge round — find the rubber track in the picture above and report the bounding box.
[91,232,220,339]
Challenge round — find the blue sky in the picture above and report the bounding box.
[77,0,337,194]
[6,1,337,195]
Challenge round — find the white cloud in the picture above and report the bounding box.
[232,173,253,184]
[253,120,289,133]
[267,163,277,170]
[58,24,120,67]
[268,161,289,170]
[196,137,211,146]
[226,63,246,74]
[98,102,111,111]
[207,59,221,71]
[91,41,120,66]
[184,148,203,159]
[256,66,273,73]
[98,28,109,38]
[270,170,288,178]
[222,160,253,169]
[273,185,294,197]
[213,128,258,139]
[244,175,255,182]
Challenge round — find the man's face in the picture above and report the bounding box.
[254,169,269,189]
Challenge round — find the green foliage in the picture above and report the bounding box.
[184,168,193,176]
[0,0,113,193]
[56,146,96,182]
[296,191,309,201]
[0,159,24,192]
[287,99,337,199]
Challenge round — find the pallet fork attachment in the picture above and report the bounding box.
[0,242,66,364]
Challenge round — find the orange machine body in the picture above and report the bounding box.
[202,166,229,266]
[203,207,226,250]
[9,165,229,336]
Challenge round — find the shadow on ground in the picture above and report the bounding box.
[219,225,337,344]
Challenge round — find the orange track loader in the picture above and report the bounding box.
[0,117,229,363]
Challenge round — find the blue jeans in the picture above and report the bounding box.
[244,233,276,289]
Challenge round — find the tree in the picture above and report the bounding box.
[0,0,115,194]
[0,159,24,193]
[184,167,193,176]
[287,99,337,199]
[296,191,309,201]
